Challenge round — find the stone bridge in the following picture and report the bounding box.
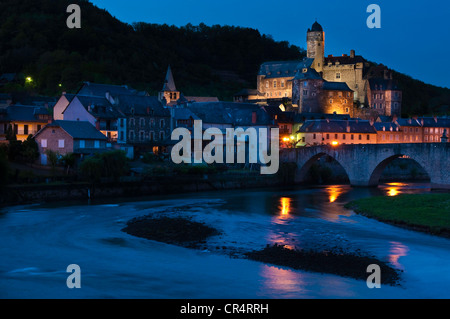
[280,143,450,188]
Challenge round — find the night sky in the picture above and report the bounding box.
[90,0,449,89]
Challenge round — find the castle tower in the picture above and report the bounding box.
[307,21,325,73]
[159,65,180,106]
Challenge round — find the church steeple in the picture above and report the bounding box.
[162,65,177,92]
[159,65,180,106]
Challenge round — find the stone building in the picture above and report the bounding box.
[34,120,108,165]
[242,21,402,119]
[292,67,354,116]
[115,94,171,155]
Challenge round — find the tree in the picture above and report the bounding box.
[79,156,103,184]
[45,149,59,175]
[21,135,39,166]
[0,146,9,186]
[60,152,76,174]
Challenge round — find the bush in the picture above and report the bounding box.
[79,150,128,183]
[0,147,9,186]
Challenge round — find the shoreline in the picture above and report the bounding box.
[345,193,450,239]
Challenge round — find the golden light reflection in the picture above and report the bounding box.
[261,265,306,297]
[385,182,407,197]
[326,186,343,203]
[388,241,409,269]
[280,197,291,216]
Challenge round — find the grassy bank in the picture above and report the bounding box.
[345,193,450,237]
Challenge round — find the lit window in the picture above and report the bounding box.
[41,139,47,148]
[58,139,64,148]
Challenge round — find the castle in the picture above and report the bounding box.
[235,22,402,119]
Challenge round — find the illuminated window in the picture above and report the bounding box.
[58,139,64,148]
[41,139,47,148]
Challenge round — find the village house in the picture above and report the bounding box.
[296,119,377,146]
[418,117,450,143]
[34,120,108,165]
[170,101,276,163]
[366,78,402,117]
[0,104,52,141]
[115,94,171,156]
[61,95,123,142]
[373,121,402,144]
[396,118,423,143]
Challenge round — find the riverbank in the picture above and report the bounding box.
[345,193,450,238]
[0,172,281,208]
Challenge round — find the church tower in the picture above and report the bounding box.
[307,21,325,73]
[159,65,180,106]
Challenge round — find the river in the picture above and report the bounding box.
[0,182,449,299]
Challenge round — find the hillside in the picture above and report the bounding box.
[0,0,449,115]
[0,0,303,101]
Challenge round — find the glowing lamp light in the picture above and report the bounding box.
[25,76,33,83]
[331,141,339,146]
[290,136,295,140]
[282,137,290,142]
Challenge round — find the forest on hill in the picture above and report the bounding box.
[0,0,448,116]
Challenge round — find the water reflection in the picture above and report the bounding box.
[382,182,430,197]
[388,241,409,269]
[279,197,292,218]
[326,185,344,203]
[260,265,306,298]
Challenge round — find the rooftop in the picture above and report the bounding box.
[298,119,377,134]
[41,120,107,140]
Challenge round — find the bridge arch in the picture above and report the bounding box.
[295,151,351,184]
[368,154,431,186]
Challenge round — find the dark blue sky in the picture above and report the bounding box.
[90,0,449,89]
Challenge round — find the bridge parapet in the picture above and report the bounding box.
[280,143,450,188]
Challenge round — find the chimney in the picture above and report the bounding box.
[369,118,374,126]
[434,115,438,123]
[350,50,355,58]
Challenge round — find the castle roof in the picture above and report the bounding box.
[308,21,323,32]
[322,81,353,92]
[325,55,366,65]
[368,78,400,91]
[259,58,314,79]
[293,67,322,81]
